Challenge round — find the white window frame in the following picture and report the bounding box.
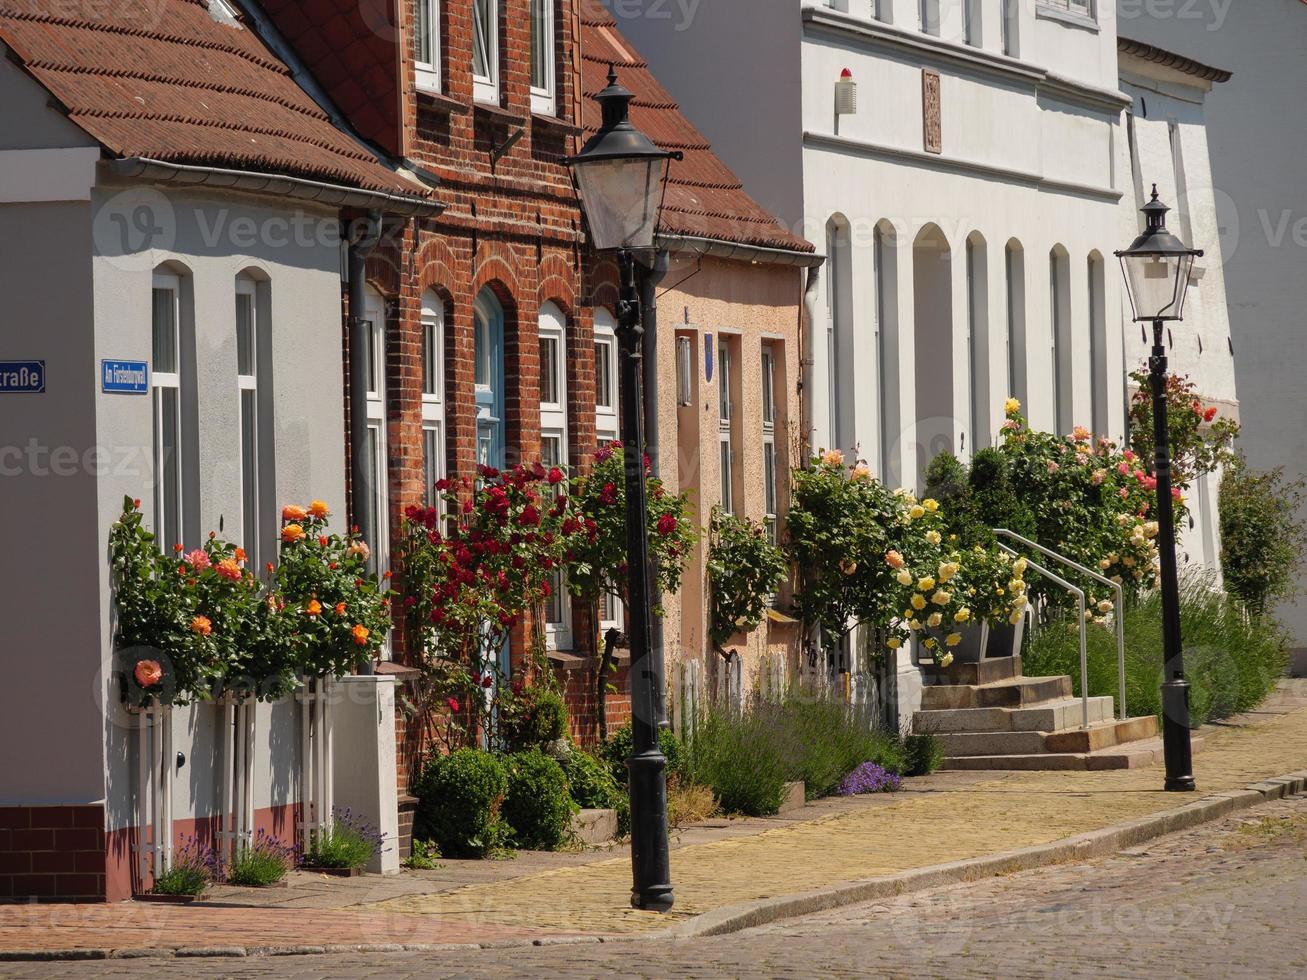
[539,302,571,649]
[919,0,940,36]
[421,291,445,509]
[718,338,735,515]
[236,277,262,569]
[761,342,778,545]
[364,289,390,583]
[472,0,499,105]
[529,0,556,115]
[414,0,440,93]
[152,271,184,551]
[594,308,619,447]
[1038,0,1094,22]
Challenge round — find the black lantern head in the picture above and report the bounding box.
[1115,185,1204,322]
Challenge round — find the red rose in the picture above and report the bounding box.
[599,483,618,505]
[1203,407,1218,423]
[657,514,678,536]
[547,467,564,485]
[481,675,494,689]
[519,505,540,528]
[446,697,460,714]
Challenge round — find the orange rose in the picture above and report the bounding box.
[282,504,308,522]
[334,602,347,616]
[134,659,162,688]
[308,500,330,519]
[281,523,305,543]
[190,615,212,636]
[234,547,247,564]
[351,625,370,646]
[215,559,242,582]
[306,599,322,616]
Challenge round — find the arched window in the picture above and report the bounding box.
[825,214,854,453]
[594,307,619,447]
[421,290,445,507]
[1087,253,1108,438]
[1005,239,1026,408]
[474,288,506,470]
[235,272,273,569]
[152,268,187,549]
[1049,246,1072,434]
[538,301,570,647]
[966,233,990,453]
[364,286,389,576]
[874,221,900,484]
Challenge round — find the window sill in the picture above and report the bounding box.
[1034,5,1100,33]
[417,89,467,116]
[532,112,581,136]
[473,101,525,126]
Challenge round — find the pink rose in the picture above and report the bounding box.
[134,659,163,688]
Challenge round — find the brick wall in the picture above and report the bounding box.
[0,805,106,902]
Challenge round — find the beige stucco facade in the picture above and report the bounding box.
[653,253,812,708]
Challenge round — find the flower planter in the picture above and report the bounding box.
[136,892,209,904]
[948,623,989,664]
[299,865,363,877]
[984,615,1026,660]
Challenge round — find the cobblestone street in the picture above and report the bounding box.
[6,794,1306,979]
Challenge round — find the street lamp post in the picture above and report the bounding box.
[567,66,682,911]
[1116,185,1203,793]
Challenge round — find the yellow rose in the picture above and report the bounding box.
[918,576,936,592]
[909,618,923,631]
[945,633,962,647]
[1005,397,1021,415]
[896,570,913,586]
[954,607,971,624]
[851,464,871,481]
[931,590,952,606]
[887,637,902,650]
[885,550,906,569]
[925,531,942,545]
[1012,558,1028,576]
[909,505,926,520]
[1009,609,1024,625]
[938,652,954,668]
[821,448,845,467]
[1097,600,1113,614]
[923,498,939,513]
[923,638,937,650]
[911,594,927,611]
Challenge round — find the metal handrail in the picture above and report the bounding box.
[996,544,1091,730]
[995,529,1128,722]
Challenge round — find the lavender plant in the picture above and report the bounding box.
[836,762,902,796]
[226,829,297,886]
[302,806,384,870]
[152,835,222,896]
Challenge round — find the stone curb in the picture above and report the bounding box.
[660,769,1307,939]
[3,769,1305,963]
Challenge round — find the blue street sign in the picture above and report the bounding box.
[101,359,149,394]
[705,332,714,384]
[0,360,45,393]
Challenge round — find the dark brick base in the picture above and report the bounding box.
[0,804,106,903]
[397,794,418,862]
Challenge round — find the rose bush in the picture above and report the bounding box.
[706,507,787,650]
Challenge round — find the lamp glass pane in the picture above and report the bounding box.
[1124,253,1184,320]
[572,157,665,251]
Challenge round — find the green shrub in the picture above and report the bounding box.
[502,749,577,850]
[303,808,383,870]
[1220,455,1307,618]
[1023,576,1288,726]
[414,748,510,858]
[226,831,294,886]
[902,732,945,777]
[770,698,905,800]
[500,687,569,753]
[403,839,441,871]
[690,708,790,817]
[707,508,788,648]
[602,722,687,786]
[152,837,218,896]
[561,748,623,810]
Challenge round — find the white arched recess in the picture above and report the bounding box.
[912,223,954,487]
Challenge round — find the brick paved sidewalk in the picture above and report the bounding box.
[4,681,1307,957]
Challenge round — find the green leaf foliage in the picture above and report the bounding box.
[502,749,577,851]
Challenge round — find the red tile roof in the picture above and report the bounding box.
[0,0,428,200]
[580,10,814,255]
[258,0,401,156]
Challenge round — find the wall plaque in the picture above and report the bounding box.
[923,69,942,155]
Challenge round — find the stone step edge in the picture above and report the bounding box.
[940,733,1204,772]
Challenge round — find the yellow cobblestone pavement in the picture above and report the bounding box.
[370,700,1307,936]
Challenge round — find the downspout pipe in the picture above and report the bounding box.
[348,211,383,674]
[639,249,670,728]
[798,263,823,670]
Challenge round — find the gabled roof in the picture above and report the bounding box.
[580,10,814,256]
[0,0,428,201]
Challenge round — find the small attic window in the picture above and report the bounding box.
[207,0,242,28]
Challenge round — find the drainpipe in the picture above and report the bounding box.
[347,211,383,675]
[639,249,670,728]
[798,264,823,673]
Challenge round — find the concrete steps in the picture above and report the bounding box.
[918,656,1164,772]
[914,696,1116,735]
